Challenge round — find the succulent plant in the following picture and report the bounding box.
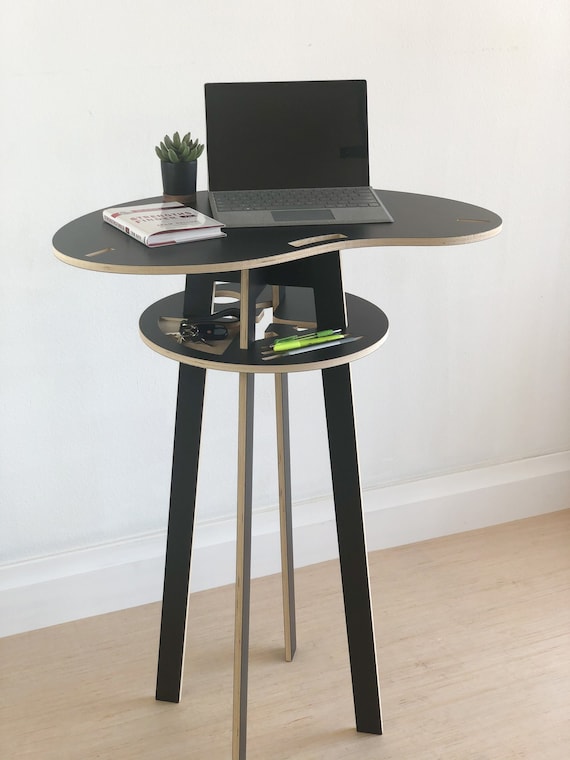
[155,131,204,163]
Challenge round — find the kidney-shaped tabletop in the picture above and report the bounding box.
[52,189,502,276]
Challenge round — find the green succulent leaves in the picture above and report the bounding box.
[155,131,205,163]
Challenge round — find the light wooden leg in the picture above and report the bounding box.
[275,373,296,662]
[232,268,257,760]
[232,372,254,760]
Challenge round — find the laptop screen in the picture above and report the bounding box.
[204,80,370,192]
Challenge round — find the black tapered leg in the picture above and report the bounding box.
[155,362,207,703]
[311,251,381,735]
[155,272,221,702]
[266,253,382,732]
[312,252,382,734]
[321,363,382,734]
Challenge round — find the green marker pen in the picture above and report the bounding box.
[272,333,346,352]
[273,328,342,348]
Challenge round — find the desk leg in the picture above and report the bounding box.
[233,372,254,760]
[321,363,383,735]
[155,363,206,703]
[275,373,296,662]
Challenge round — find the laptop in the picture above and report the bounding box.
[204,80,393,228]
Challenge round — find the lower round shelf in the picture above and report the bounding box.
[139,291,389,374]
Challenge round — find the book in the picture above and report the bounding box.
[102,201,225,247]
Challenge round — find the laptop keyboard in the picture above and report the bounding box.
[212,187,381,212]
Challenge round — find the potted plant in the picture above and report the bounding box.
[155,131,205,202]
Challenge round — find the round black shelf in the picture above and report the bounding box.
[139,290,389,374]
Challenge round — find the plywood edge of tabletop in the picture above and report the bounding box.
[52,224,502,276]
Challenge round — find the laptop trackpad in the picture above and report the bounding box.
[271,209,335,222]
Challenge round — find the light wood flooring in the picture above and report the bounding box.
[1,510,569,759]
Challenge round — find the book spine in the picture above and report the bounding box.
[103,211,148,245]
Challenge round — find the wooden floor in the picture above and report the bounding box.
[1,510,569,759]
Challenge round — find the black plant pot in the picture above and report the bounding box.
[160,160,197,203]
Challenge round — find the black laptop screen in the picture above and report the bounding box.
[204,80,370,192]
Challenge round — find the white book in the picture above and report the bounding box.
[102,201,225,247]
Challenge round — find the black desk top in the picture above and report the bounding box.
[53,190,502,275]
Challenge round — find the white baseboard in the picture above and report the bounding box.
[1,452,568,637]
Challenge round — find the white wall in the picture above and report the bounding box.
[1,1,569,630]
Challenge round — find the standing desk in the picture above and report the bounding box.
[53,189,502,759]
